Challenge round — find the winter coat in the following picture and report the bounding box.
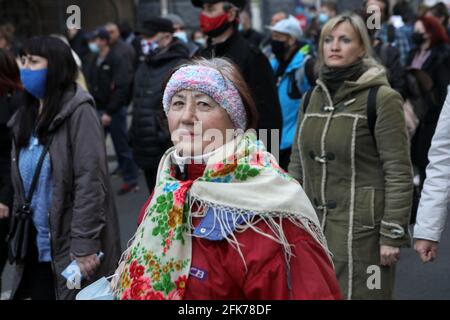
[0,92,21,208]
[407,43,450,172]
[8,85,122,300]
[130,40,189,170]
[85,49,131,116]
[414,86,450,242]
[137,164,342,300]
[288,67,413,299]
[271,48,312,151]
[199,31,282,144]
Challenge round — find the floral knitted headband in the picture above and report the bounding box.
[162,65,247,130]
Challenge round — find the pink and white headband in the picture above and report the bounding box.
[162,65,247,130]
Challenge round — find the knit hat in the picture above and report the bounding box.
[163,65,247,130]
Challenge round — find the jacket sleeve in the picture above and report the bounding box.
[105,53,131,116]
[374,87,414,247]
[414,87,450,242]
[242,222,342,300]
[288,95,307,183]
[69,103,108,256]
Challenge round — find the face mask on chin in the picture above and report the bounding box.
[199,12,233,38]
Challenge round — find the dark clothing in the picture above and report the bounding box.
[69,30,90,64]
[130,39,189,170]
[199,31,283,150]
[143,167,158,194]
[0,92,20,207]
[0,91,21,292]
[85,49,131,116]
[407,43,450,176]
[374,41,406,96]
[99,107,139,185]
[13,227,55,300]
[241,28,264,47]
[8,85,122,300]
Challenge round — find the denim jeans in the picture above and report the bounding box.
[99,106,139,185]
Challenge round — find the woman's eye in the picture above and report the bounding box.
[324,37,333,44]
[197,102,211,109]
[341,38,351,43]
[172,101,184,108]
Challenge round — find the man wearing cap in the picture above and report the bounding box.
[85,28,140,195]
[192,0,282,152]
[268,16,316,170]
[130,17,190,192]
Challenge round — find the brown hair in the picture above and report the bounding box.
[0,48,22,96]
[162,57,259,130]
[0,24,14,48]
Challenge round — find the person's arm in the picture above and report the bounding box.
[414,88,450,242]
[69,102,108,258]
[374,87,413,247]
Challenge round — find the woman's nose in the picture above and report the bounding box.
[180,102,196,124]
[331,40,340,51]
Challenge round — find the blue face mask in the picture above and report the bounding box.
[89,42,100,54]
[319,13,329,25]
[20,68,48,99]
[174,31,189,43]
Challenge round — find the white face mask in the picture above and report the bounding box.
[195,38,206,47]
[174,31,188,43]
[141,39,159,55]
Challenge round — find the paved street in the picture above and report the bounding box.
[1,148,449,299]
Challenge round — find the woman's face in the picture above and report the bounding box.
[414,20,430,41]
[168,89,235,157]
[19,54,48,70]
[323,22,365,68]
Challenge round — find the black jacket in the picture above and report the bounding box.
[374,41,405,96]
[0,92,21,207]
[407,43,450,170]
[200,31,283,139]
[241,29,264,48]
[130,39,190,169]
[85,48,131,116]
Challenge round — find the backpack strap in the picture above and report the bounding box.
[367,86,381,143]
[302,87,313,113]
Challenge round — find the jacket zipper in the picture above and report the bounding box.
[47,210,60,300]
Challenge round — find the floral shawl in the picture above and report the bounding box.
[112,132,329,300]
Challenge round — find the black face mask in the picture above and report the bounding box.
[271,40,288,61]
[412,32,426,46]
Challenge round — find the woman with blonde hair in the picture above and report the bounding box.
[289,14,413,299]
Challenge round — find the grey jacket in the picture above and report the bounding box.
[8,85,122,300]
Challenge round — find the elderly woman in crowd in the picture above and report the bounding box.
[112,57,342,300]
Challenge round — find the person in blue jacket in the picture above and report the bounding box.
[268,16,316,170]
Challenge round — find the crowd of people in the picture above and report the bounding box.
[0,0,449,300]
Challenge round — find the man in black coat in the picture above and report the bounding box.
[192,0,283,154]
[130,17,190,192]
[85,28,139,195]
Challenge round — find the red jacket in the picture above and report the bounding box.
[137,164,342,300]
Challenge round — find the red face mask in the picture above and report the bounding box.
[199,12,229,34]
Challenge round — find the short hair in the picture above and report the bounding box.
[317,13,381,71]
[163,57,259,130]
